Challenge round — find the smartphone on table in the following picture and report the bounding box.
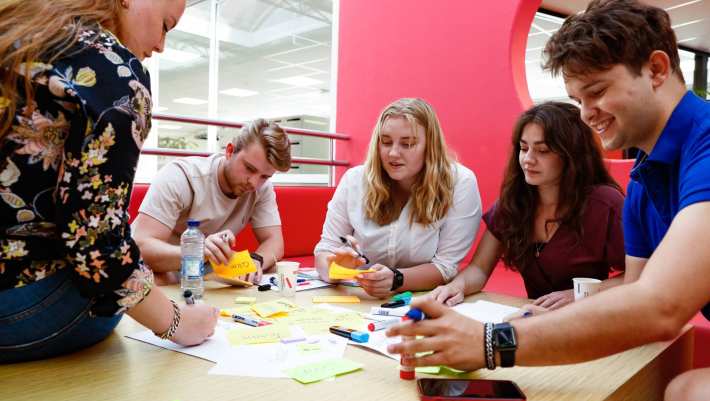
[417,378,526,401]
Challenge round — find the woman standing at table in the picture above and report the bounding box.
[0,0,218,363]
[314,98,482,298]
[428,102,627,312]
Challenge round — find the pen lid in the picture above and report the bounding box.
[392,291,412,301]
[405,308,425,322]
[350,331,369,343]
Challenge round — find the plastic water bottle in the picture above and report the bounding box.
[180,219,205,299]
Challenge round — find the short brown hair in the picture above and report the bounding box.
[233,119,291,172]
[543,0,683,82]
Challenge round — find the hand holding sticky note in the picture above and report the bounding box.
[328,262,374,280]
[210,250,257,278]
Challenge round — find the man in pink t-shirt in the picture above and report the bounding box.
[132,119,291,285]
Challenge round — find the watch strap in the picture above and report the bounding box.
[249,252,264,266]
[387,266,404,291]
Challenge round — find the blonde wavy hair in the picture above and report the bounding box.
[364,98,454,226]
[0,0,122,138]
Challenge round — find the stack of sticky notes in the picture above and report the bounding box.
[312,295,361,303]
[210,250,257,278]
[328,262,374,280]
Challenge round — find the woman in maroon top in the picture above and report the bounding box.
[429,102,625,311]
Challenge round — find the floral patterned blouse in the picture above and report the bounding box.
[0,26,154,316]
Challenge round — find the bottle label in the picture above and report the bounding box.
[181,257,203,278]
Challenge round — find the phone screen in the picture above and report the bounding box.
[417,379,525,399]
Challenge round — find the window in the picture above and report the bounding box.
[136,0,337,185]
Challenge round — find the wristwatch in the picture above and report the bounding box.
[387,266,404,291]
[492,322,517,367]
[250,252,264,267]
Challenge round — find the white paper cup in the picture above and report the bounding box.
[573,277,602,301]
[276,261,300,273]
[276,261,299,297]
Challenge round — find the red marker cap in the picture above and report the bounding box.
[399,369,415,380]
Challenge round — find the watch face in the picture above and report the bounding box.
[494,324,517,349]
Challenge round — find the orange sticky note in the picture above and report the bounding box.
[312,296,361,303]
[328,262,374,280]
[211,250,257,278]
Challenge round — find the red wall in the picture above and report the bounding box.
[335,0,541,210]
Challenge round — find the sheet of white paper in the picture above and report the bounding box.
[208,334,348,378]
[126,320,237,362]
[259,273,332,292]
[453,300,520,323]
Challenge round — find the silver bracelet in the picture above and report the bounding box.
[155,300,181,340]
[484,322,496,370]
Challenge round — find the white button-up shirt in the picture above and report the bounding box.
[314,164,481,281]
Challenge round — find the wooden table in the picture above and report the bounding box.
[1,282,693,401]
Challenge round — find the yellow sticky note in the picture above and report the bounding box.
[211,250,257,278]
[312,295,361,303]
[251,298,299,318]
[226,323,291,346]
[234,297,256,304]
[328,262,375,280]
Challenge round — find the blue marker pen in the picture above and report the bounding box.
[329,325,369,343]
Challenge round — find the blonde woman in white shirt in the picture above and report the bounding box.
[314,98,482,298]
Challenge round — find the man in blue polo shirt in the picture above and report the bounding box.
[386,1,710,399]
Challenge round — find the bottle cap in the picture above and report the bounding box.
[187,219,200,227]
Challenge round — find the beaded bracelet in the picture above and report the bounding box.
[484,322,496,370]
[155,300,181,340]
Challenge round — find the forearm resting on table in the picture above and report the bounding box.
[135,238,181,272]
[253,238,283,272]
[458,264,492,295]
[513,280,686,366]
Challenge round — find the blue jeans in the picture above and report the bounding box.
[0,268,122,363]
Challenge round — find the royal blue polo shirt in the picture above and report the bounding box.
[623,91,710,318]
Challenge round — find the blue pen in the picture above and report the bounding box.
[269,276,279,288]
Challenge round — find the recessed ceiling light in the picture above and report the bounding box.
[271,76,323,87]
[160,48,201,63]
[173,97,208,105]
[220,88,259,97]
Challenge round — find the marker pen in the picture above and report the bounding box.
[370,306,408,317]
[232,313,271,327]
[329,325,369,343]
[367,318,401,332]
[400,307,425,380]
[380,298,409,308]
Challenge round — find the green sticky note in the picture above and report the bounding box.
[284,358,363,384]
[415,366,441,374]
